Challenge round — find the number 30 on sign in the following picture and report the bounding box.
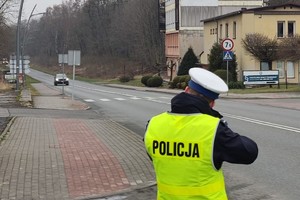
[222,39,234,51]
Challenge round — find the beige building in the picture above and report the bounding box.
[202,3,300,84]
[164,0,263,79]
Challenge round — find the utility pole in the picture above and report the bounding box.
[16,0,25,90]
[21,4,37,87]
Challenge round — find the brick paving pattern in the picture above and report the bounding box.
[0,117,156,200]
[54,119,130,198]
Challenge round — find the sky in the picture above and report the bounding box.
[23,0,63,19]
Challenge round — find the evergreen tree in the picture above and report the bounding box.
[208,43,225,72]
[208,42,237,82]
[177,47,198,76]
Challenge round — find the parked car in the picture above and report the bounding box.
[54,74,69,86]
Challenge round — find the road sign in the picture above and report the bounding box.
[68,50,81,66]
[243,70,279,85]
[58,54,68,64]
[23,59,30,65]
[223,51,233,61]
[222,38,234,51]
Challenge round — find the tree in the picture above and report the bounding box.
[177,47,198,76]
[242,33,278,70]
[277,34,300,61]
[208,42,237,82]
[0,0,18,58]
[22,0,165,77]
[208,42,225,72]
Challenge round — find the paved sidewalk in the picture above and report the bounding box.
[0,84,157,200]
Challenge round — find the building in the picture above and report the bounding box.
[164,0,263,79]
[202,3,300,84]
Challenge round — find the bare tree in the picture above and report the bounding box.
[277,35,300,61]
[17,0,165,77]
[242,33,278,69]
[0,0,18,58]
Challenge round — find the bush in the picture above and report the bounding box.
[141,75,152,86]
[214,69,233,82]
[170,75,190,89]
[183,75,191,86]
[228,81,245,89]
[119,76,131,83]
[147,76,163,87]
[169,76,181,88]
[181,82,187,89]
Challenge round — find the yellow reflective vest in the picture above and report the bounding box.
[144,112,228,200]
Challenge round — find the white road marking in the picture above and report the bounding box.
[130,97,141,100]
[99,99,110,102]
[84,99,95,102]
[114,98,126,101]
[223,113,300,133]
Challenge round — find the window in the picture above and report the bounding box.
[287,61,295,78]
[233,21,236,39]
[276,61,284,78]
[220,24,223,39]
[277,21,285,38]
[260,61,270,70]
[288,21,295,37]
[225,23,229,38]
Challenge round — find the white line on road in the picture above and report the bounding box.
[99,99,110,102]
[130,97,141,100]
[223,113,300,133]
[84,99,95,102]
[114,98,126,101]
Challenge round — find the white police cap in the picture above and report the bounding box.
[188,67,228,100]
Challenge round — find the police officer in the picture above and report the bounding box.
[144,67,258,200]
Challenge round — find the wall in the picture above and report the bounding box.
[203,6,300,83]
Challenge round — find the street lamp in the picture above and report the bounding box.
[16,0,25,90]
[21,5,46,87]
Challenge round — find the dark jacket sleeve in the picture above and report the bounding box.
[213,120,258,170]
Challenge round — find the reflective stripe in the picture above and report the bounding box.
[158,179,225,196]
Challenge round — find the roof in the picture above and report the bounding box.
[202,3,300,23]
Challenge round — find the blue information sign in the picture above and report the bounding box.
[223,51,233,61]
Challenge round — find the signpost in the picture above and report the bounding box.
[68,50,81,100]
[58,54,68,95]
[222,38,234,92]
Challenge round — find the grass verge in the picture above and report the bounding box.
[25,75,40,96]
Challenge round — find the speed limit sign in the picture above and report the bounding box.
[222,38,234,51]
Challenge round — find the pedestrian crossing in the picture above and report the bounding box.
[84,96,172,104]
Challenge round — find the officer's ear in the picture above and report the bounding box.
[209,100,215,108]
[184,86,190,93]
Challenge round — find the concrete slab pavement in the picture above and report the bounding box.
[0,83,157,200]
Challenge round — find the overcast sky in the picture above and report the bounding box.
[23,0,63,19]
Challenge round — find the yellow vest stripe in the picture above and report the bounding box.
[158,179,225,196]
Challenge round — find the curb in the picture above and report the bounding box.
[77,182,157,200]
[0,116,16,143]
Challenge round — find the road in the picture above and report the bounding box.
[28,69,300,199]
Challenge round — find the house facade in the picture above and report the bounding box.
[202,3,300,84]
[164,0,263,78]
